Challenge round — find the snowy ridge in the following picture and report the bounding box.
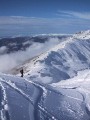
[73,30,90,39]
[23,30,90,84]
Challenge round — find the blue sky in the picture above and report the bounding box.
[0,0,90,36]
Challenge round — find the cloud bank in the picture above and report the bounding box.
[0,46,7,54]
[0,15,90,37]
[0,37,60,72]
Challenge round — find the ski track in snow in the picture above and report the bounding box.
[38,105,57,120]
[24,78,58,120]
[23,78,56,120]
[0,79,10,120]
[78,87,90,116]
[0,78,34,105]
[0,76,58,120]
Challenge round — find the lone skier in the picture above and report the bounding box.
[20,69,24,77]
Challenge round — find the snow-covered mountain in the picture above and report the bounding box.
[12,30,90,84]
[1,30,90,120]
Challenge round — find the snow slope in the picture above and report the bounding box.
[51,69,90,119]
[1,71,90,120]
[24,30,90,119]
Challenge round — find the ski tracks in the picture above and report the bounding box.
[0,79,10,120]
[24,78,58,120]
[0,78,34,105]
[77,72,90,116]
[0,76,58,120]
[78,88,90,116]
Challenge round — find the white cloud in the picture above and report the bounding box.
[0,15,90,37]
[58,11,90,20]
[0,46,7,54]
[0,16,50,25]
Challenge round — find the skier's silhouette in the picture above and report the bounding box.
[20,69,24,77]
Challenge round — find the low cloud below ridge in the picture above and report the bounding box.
[0,37,60,73]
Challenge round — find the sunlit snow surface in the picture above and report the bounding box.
[0,30,90,120]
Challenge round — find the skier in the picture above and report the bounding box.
[20,69,24,77]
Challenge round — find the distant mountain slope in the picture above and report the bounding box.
[14,30,90,84]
